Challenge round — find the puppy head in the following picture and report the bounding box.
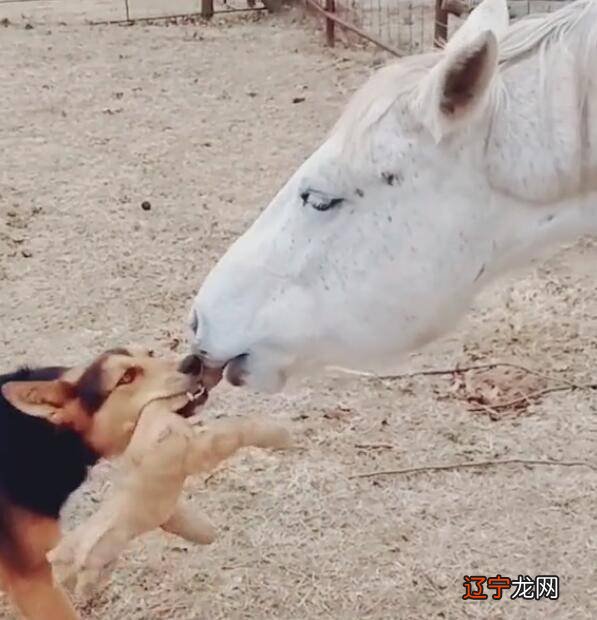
[2,347,205,457]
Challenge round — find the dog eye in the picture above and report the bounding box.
[118,367,138,386]
[300,190,344,212]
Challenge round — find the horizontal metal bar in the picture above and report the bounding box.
[88,7,267,26]
[304,0,403,57]
[0,0,63,4]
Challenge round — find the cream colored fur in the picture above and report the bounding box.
[48,406,291,600]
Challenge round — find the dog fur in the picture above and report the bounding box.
[48,407,291,601]
[0,348,203,620]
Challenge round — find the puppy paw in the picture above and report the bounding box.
[162,503,217,545]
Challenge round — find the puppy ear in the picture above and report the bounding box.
[1,380,75,422]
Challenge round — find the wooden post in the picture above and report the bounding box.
[324,0,336,47]
[201,0,214,19]
[442,0,469,17]
[124,0,130,21]
[434,0,448,47]
[261,0,282,12]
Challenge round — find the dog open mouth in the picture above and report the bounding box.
[175,386,209,418]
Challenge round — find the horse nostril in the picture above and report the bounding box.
[178,354,203,376]
[189,308,200,336]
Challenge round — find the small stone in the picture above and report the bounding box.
[21,250,32,258]
[292,96,306,104]
[141,201,151,211]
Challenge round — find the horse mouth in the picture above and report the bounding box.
[224,354,248,387]
[201,364,225,390]
[184,353,247,389]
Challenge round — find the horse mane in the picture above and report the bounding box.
[499,0,597,65]
[332,0,597,148]
[331,52,438,148]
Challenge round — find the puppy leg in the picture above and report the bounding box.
[185,417,291,476]
[161,500,216,545]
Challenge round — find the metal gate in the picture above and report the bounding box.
[307,0,574,58]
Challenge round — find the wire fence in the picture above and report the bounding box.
[308,0,574,57]
[0,0,272,24]
[0,0,573,52]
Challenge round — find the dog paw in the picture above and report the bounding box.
[74,561,117,601]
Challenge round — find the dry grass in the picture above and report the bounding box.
[0,3,596,619]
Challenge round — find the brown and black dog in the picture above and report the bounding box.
[0,347,206,620]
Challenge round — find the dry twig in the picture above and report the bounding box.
[350,458,596,479]
[339,362,596,415]
[354,443,395,450]
[345,361,577,386]
[467,382,597,412]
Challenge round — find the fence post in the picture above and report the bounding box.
[324,0,335,47]
[434,0,448,47]
[262,0,283,12]
[201,0,214,19]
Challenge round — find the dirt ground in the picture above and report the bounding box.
[0,3,596,619]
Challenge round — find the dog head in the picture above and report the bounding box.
[1,347,206,457]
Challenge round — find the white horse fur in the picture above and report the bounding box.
[190,0,597,392]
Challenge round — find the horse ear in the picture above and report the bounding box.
[416,29,498,142]
[445,0,509,52]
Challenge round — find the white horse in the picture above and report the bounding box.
[190,0,597,392]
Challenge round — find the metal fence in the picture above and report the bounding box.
[0,0,572,51]
[99,0,274,24]
[308,0,573,57]
[0,0,272,24]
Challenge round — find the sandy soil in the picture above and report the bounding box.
[0,4,596,619]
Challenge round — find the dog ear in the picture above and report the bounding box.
[1,380,76,423]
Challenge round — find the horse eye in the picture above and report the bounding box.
[300,190,344,212]
[118,367,138,386]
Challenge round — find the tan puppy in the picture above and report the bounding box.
[48,407,291,599]
[0,347,205,620]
